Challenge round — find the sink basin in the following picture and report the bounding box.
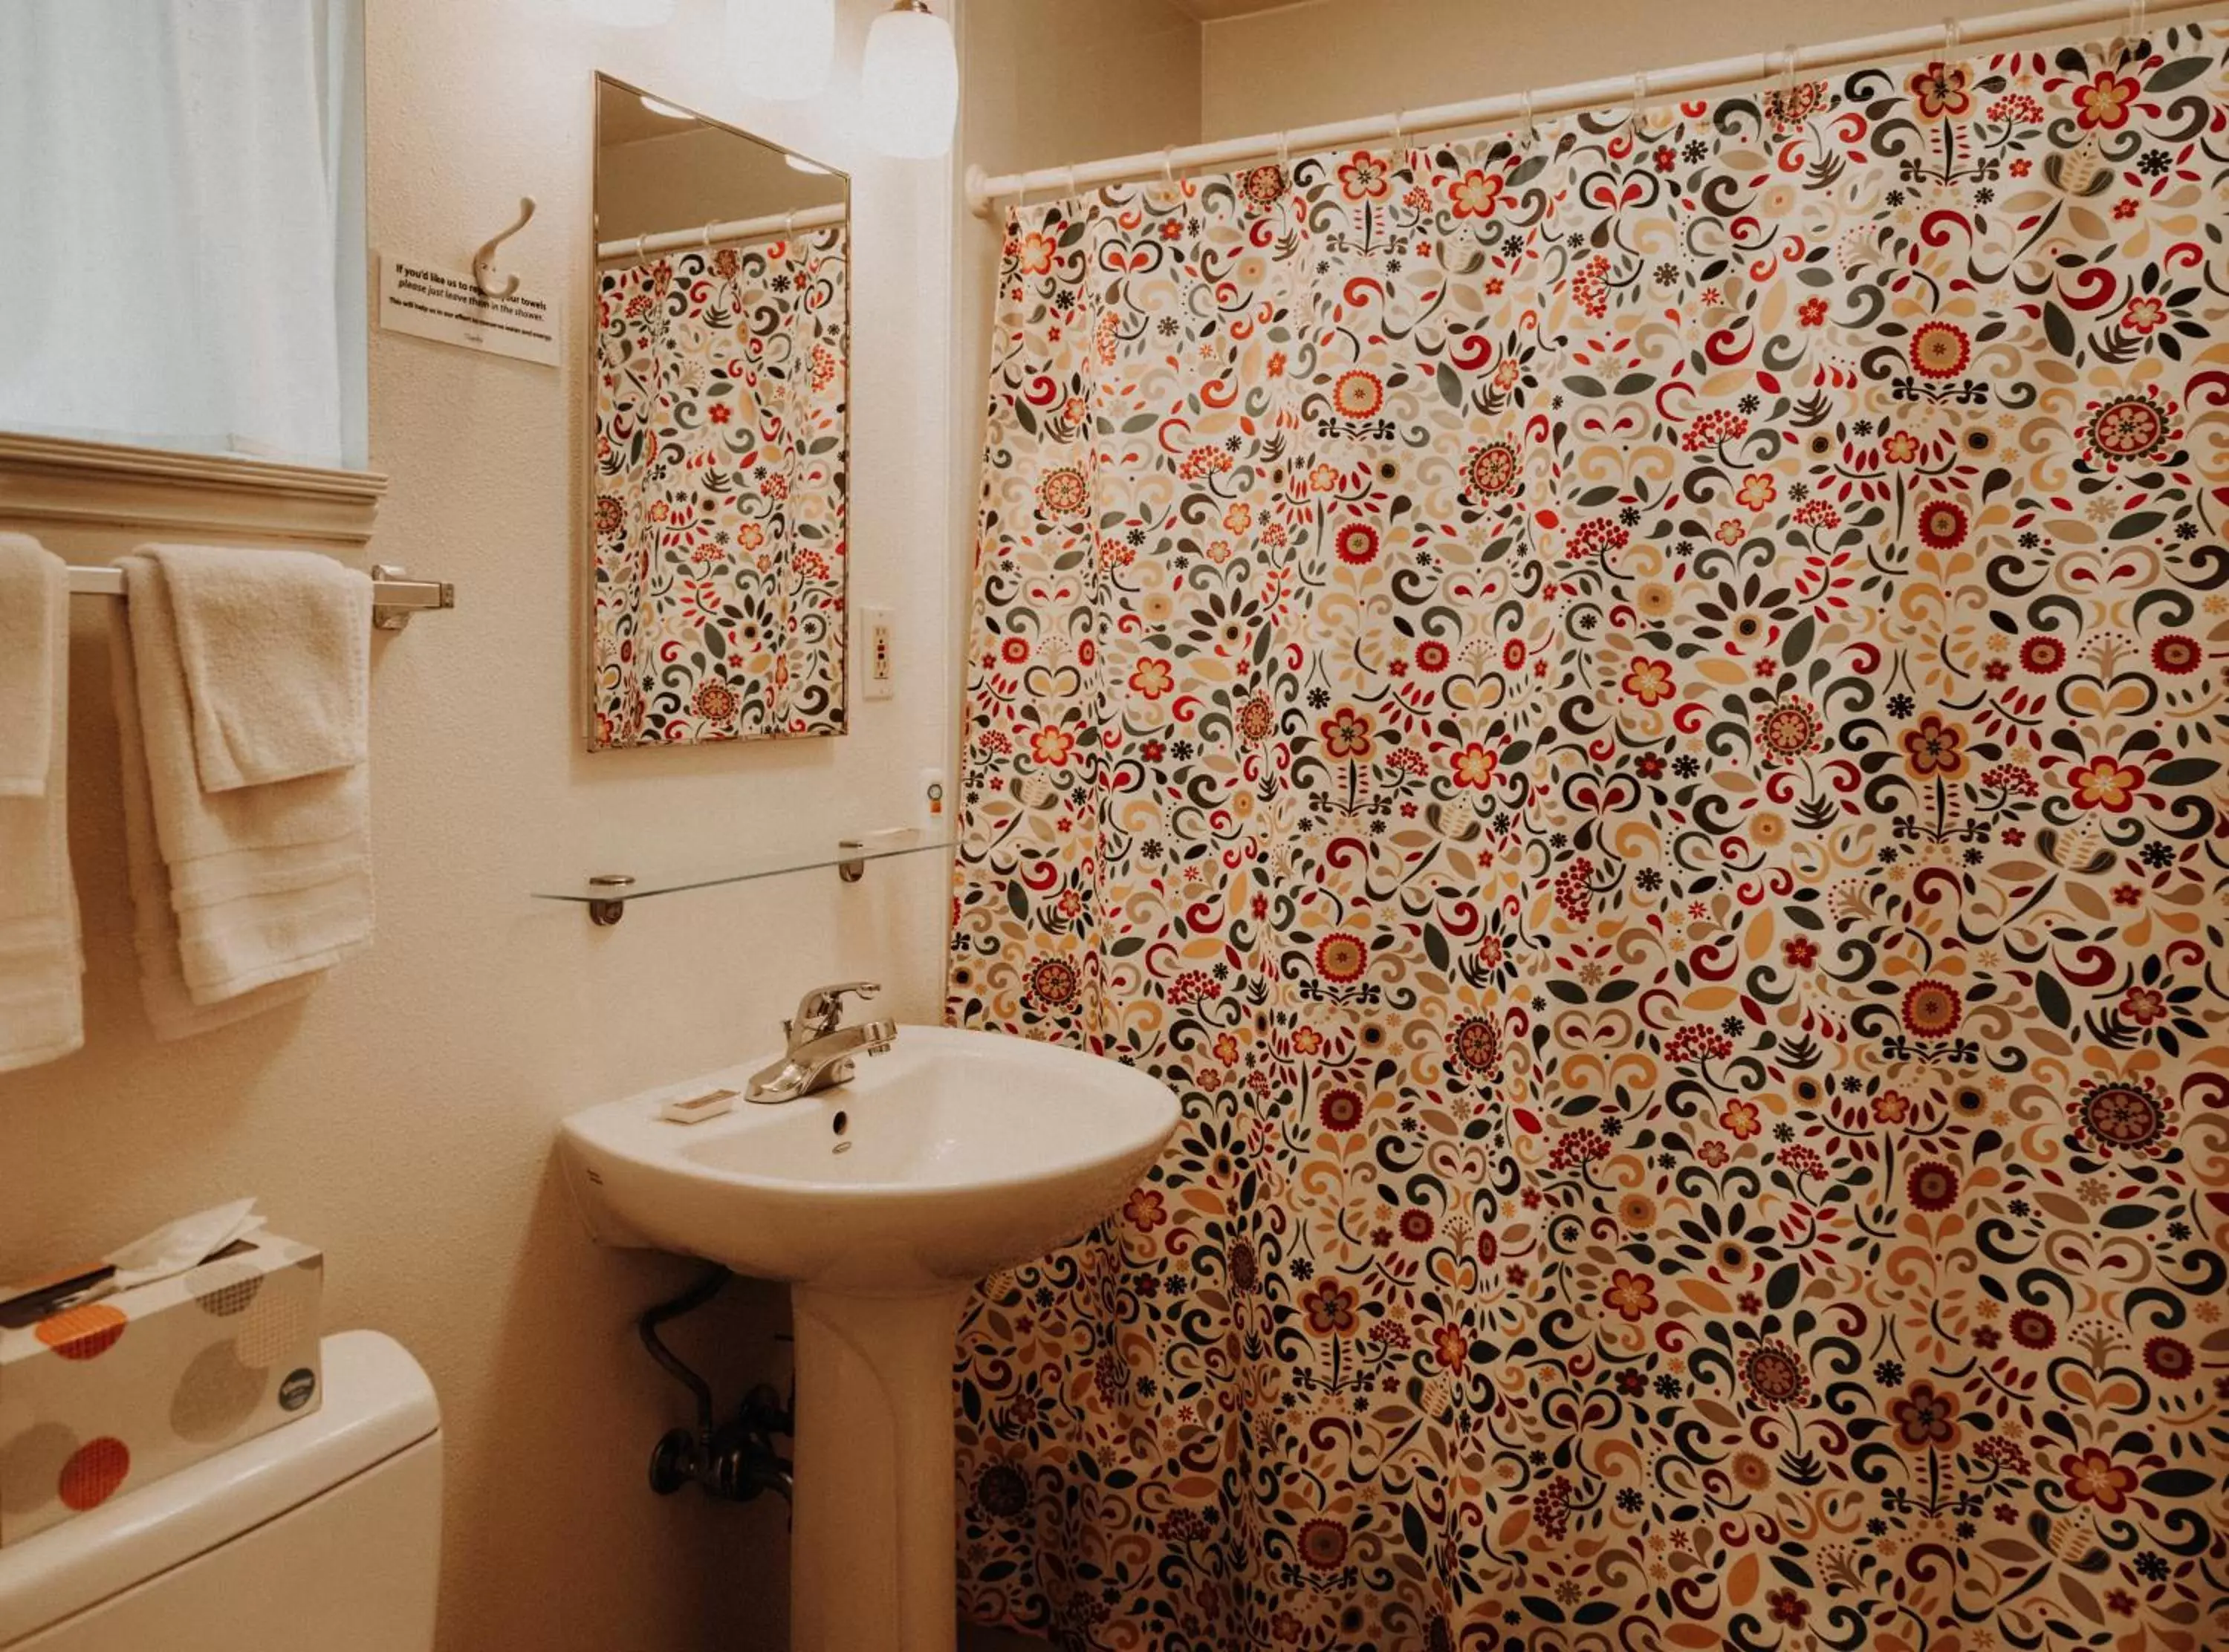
[557,1024,1179,1652]
[559,1024,1178,1292]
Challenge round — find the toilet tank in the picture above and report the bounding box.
[0,1330,440,1651]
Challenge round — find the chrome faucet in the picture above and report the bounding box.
[744,981,897,1103]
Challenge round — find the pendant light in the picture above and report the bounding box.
[568,0,675,25]
[727,0,837,101]
[860,0,957,159]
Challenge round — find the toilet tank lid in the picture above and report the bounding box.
[0,1329,438,1648]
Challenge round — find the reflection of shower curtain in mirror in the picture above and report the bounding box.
[948,22,2229,1651]
[592,224,849,747]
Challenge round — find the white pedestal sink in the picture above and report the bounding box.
[558,1026,1179,1652]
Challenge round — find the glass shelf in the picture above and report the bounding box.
[533,833,955,924]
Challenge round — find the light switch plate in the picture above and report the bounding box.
[863,607,895,700]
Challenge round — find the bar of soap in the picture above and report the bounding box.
[659,1087,738,1125]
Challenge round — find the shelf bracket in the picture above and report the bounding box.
[588,873,635,926]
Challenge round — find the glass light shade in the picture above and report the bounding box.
[727,0,837,101]
[859,4,956,160]
[568,0,675,26]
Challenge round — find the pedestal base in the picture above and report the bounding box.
[788,1284,970,1652]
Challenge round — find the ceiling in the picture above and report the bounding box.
[1168,0,1320,19]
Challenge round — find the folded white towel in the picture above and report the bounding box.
[146,543,371,791]
[108,604,320,1038]
[117,550,372,1008]
[0,534,83,1072]
[0,533,59,797]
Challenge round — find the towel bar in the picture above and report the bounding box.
[66,562,455,631]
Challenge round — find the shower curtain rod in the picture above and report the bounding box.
[595,200,846,262]
[964,0,2212,216]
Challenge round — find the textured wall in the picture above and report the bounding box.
[1202,0,2049,138]
[0,2,951,1648]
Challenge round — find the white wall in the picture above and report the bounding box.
[963,0,1201,181]
[0,3,951,1649]
[1202,0,2081,138]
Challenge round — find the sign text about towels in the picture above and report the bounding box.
[376,256,560,366]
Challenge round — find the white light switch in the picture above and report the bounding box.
[863,607,895,699]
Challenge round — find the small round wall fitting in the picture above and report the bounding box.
[588,873,636,926]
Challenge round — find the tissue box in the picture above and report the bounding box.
[0,1235,323,1545]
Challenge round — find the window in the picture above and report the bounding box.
[0,0,368,471]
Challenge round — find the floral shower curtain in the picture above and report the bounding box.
[948,21,2229,1652]
[591,225,849,747]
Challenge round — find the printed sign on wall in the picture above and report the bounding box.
[376,256,560,366]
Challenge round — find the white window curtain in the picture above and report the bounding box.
[0,0,366,469]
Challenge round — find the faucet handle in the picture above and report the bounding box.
[791,980,881,1036]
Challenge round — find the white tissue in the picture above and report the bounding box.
[100,1198,266,1295]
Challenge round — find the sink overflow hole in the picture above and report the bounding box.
[831,1110,849,1134]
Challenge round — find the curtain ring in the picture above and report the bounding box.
[1519,89,1534,141]
[1277,131,1291,172]
[633,232,648,261]
[1631,71,1648,129]
[1067,163,1080,198]
[1942,16,1961,55]
[2126,0,2146,40]
[701,220,715,248]
[1160,146,1175,186]
[1391,108,1406,148]
[784,211,795,241]
[1781,43,1798,100]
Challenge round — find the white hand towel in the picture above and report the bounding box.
[145,543,372,792]
[117,551,372,1007]
[108,604,320,1038]
[0,534,83,1072]
[0,533,59,796]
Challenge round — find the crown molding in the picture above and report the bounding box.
[1167,0,1326,20]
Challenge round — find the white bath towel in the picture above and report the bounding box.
[0,534,83,1072]
[117,550,372,1008]
[145,543,371,791]
[108,604,320,1038]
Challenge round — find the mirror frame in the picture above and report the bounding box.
[583,72,853,753]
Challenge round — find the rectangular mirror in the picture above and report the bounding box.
[0,0,369,472]
[589,75,851,749]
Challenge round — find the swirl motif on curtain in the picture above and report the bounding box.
[592,225,849,747]
[948,24,2229,1651]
